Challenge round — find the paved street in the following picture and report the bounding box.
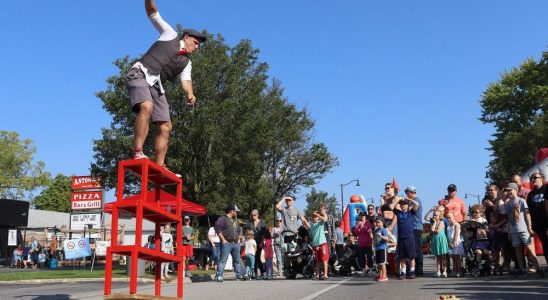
[1,256,547,300]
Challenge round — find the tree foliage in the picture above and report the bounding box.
[304,188,341,220]
[33,174,72,212]
[0,130,51,199]
[479,51,548,184]
[91,32,338,216]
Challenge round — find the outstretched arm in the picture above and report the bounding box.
[145,0,158,16]
[182,80,196,106]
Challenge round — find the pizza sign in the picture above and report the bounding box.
[71,191,103,210]
[71,176,102,190]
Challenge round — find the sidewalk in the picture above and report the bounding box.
[0,264,234,285]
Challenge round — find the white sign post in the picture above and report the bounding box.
[8,229,17,246]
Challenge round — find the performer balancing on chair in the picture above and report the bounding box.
[126,0,206,176]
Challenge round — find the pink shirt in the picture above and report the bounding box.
[445,197,466,223]
[263,239,273,258]
[353,220,373,247]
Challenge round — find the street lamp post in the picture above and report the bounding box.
[464,193,481,205]
[340,179,360,215]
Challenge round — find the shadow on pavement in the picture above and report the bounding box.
[14,294,71,300]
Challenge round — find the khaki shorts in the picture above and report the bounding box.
[126,68,170,122]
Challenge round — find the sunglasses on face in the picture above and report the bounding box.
[532,176,542,180]
[385,187,392,190]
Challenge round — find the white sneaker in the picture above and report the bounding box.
[133,151,148,160]
[441,272,447,278]
[162,165,182,178]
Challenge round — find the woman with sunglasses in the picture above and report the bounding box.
[380,183,400,236]
[526,172,548,270]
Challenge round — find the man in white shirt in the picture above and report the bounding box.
[128,0,206,175]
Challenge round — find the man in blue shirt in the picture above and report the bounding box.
[405,186,424,276]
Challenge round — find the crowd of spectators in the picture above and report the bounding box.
[204,172,547,282]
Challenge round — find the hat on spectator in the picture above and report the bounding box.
[447,184,457,192]
[405,186,417,193]
[505,182,519,191]
[399,199,410,205]
[225,204,241,213]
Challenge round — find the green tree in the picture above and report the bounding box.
[304,188,341,220]
[33,174,72,212]
[479,51,548,184]
[0,130,51,199]
[91,33,337,217]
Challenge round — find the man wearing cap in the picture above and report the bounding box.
[405,185,424,276]
[443,184,466,223]
[276,196,309,244]
[127,0,207,175]
[214,205,243,282]
[504,182,543,276]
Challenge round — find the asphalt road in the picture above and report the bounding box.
[2,256,547,300]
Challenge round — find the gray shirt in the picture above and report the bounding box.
[281,206,304,234]
[215,215,239,242]
[505,197,529,233]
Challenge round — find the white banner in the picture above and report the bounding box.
[8,229,17,246]
[70,213,102,230]
[95,241,110,256]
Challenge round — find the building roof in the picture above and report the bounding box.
[27,209,155,232]
[27,209,70,228]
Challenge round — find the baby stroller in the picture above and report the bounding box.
[460,220,500,277]
[282,228,315,279]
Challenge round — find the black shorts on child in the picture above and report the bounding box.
[397,237,416,259]
[375,249,387,265]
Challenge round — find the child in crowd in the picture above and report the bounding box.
[12,246,23,268]
[503,183,542,276]
[471,228,492,264]
[263,228,274,279]
[389,198,420,279]
[182,216,195,277]
[244,230,257,280]
[469,204,488,225]
[304,211,329,280]
[431,210,449,278]
[373,217,390,282]
[160,225,174,280]
[353,211,373,276]
[446,212,464,277]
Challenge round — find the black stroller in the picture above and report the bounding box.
[282,228,315,279]
[460,220,500,277]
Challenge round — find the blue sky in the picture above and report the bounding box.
[1,1,547,213]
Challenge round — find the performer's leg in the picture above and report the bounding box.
[154,121,172,167]
[134,101,153,152]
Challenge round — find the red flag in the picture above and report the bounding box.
[392,177,400,193]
